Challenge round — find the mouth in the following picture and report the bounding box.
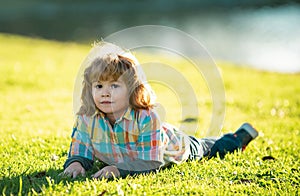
[100,101,113,104]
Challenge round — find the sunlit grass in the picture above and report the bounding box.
[0,33,299,195]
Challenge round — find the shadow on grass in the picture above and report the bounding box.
[0,163,108,195]
[0,160,175,195]
[1,168,74,195]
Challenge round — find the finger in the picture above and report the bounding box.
[103,170,115,179]
[59,171,70,178]
[72,170,79,178]
[63,169,73,178]
[80,168,86,176]
[103,171,110,179]
[58,172,64,177]
[92,170,103,179]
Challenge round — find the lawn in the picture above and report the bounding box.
[0,33,299,195]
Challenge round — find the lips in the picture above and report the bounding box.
[100,101,113,104]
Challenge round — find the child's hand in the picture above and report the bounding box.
[63,162,86,178]
[92,165,120,179]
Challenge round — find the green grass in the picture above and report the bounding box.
[0,33,299,195]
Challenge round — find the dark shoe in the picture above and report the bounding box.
[208,134,241,159]
[234,123,258,150]
[208,123,259,159]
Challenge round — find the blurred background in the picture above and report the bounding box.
[1,0,300,73]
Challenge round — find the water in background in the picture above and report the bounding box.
[1,2,299,73]
[185,5,300,73]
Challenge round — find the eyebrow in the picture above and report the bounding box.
[96,79,122,83]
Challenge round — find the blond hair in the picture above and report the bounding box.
[77,44,154,116]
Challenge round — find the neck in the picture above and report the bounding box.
[105,107,129,125]
[106,114,116,125]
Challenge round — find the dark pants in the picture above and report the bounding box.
[189,133,242,160]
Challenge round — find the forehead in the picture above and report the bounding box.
[96,77,125,83]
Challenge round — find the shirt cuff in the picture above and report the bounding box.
[63,155,94,171]
[118,168,159,178]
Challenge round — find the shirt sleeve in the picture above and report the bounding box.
[160,123,191,164]
[116,160,162,177]
[65,115,95,169]
[63,155,94,171]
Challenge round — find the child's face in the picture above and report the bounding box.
[92,78,129,121]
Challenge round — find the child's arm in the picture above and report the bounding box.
[63,155,93,171]
[116,160,162,177]
[91,160,162,179]
[63,115,95,176]
[90,160,162,179]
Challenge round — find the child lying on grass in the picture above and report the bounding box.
[62,42,258,179]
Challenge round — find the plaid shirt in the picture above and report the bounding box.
[68,107,190,169]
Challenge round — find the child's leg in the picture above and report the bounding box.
[208,123,258,159]
[188,135,240,160]
[208,133,242,159]
[188,136,218,161]
[188,123,258,160]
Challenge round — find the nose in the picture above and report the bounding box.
[101,93,110,97]
[101,86,111,97]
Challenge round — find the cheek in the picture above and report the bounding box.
[123,90,130,101]
[92,95,97,103]
[92,90,98,101]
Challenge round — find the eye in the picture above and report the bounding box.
[94,84,102,89]
[111,84,119,89]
